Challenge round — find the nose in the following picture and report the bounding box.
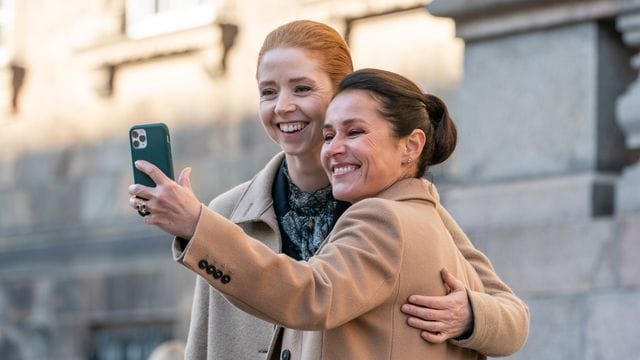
[323,134,346,159]
[274,92,296,115]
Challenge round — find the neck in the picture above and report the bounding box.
[285,152,330,192]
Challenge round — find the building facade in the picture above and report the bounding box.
[0,1,462,359]
[0,0,638,359]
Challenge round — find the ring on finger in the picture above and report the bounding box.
[136,199,150,216]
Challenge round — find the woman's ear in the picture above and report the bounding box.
[403,129,426,163]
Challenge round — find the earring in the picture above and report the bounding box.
[404,158,412,164]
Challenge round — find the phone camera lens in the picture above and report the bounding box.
[133,140,140,148]
[139,135,146,142]
[132,130,139,138]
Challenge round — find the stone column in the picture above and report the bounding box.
[616,0,640,212]
[427,0,629,228]
[426,2,640,359]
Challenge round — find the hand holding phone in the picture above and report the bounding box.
[128,123,201,237]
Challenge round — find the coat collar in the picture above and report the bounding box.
[373,177,440,207]
[228,152,285,224]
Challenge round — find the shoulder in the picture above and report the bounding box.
[346,178,433,219]
[336,198,404,236]
[336,186,440,238]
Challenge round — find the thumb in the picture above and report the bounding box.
[441,267,465,293]
[178,167,193,190]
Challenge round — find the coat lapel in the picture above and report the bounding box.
[228,152,284,230]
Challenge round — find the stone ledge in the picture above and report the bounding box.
[429,0,612,21]
[428,0,620,41]
[465,218,616,296]
[439,172,617,229]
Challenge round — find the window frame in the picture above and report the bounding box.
[125,0,217,39]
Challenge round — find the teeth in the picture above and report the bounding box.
[333,165,357,175]
[279,122,306,133]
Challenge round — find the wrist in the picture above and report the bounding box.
[455,288,475,340]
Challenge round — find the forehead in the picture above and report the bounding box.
[325,90,383,125]
[258,47,324,81]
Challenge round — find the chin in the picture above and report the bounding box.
[332,188,357,203]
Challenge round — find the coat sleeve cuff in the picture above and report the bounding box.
[449,289,485,349]
[449,289,528,357]
[171,204,206,264]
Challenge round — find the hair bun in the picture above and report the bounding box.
[423,93,446,126]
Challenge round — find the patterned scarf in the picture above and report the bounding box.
[280,163,340,261]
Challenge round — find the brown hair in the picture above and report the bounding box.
[335,68,457,177]
[257,20,353,90]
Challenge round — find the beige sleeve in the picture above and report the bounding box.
[179,202,403,330]
[438,205,530,356]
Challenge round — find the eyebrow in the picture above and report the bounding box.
[258,80,274,88]
[289,77,316,85]
[322,118,363,130]
[259,77,316,88]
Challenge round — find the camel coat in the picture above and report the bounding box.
[174,153,529,359]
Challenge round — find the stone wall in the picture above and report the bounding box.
[0,0,461,359]
[3,0,637,358]
[429,0,640,359]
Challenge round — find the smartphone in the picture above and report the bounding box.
[129,123,175,188]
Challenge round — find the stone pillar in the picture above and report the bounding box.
[615,0,640,212]
[427,1,640,359]
[427,0,630,228]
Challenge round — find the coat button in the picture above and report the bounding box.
[213,270,223,279]
[206,265,216,275]
[198,260,208,269]
[281,349,291,360]
[221,274,231,284]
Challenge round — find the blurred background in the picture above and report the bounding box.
[0,0,639,359]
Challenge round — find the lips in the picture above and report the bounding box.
[278,122,307,133]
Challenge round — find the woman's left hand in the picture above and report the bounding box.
[400,267,473,343]
[128,160,202,239]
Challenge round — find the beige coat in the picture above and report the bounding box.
[174,153,529,359]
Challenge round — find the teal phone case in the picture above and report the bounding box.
[129,123,175,188]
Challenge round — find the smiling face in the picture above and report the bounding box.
[257,47,335,158]
[321,89,410,203]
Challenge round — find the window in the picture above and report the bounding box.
[125,0,216,39]
[0,0,14,65]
